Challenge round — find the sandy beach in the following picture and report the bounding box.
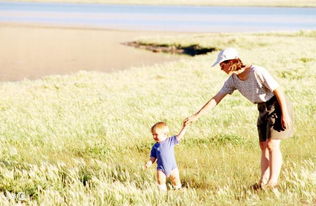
[0,23,183,81]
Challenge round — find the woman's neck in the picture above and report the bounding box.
[236,65,252,81]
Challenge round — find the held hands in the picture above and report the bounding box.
[182,119,189,128]
[184,114,198,126]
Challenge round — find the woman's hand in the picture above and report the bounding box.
[273,88,292,130]
[281,112,292,130]
[184,114,199,125]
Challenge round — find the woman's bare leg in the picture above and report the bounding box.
[259,141,270,185]
[266,139,282,186]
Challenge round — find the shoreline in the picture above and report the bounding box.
[6,0,316,8]
[0,23,186,82]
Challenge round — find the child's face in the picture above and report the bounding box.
[152,129,168,142]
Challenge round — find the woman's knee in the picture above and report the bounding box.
[267,139,281,152]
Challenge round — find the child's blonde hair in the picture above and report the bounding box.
[151,122,169,134]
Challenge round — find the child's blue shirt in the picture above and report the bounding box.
[150,136,179,176]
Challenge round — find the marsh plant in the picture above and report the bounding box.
[0,31,315,205]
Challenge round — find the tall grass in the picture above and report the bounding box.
[0,31,315,205]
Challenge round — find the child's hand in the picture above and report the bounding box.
[144,161,152,169]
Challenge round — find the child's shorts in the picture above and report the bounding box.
[257,95,294,142]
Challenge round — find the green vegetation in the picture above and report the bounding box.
[0,30,315,204]
[14,0,316,7]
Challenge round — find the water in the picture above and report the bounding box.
[1,1,316,32]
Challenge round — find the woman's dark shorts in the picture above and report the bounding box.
[257,96,294,142]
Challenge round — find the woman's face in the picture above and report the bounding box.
[219,60,232,74]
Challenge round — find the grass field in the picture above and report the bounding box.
[12,0,316,7]
[0,30,315,205]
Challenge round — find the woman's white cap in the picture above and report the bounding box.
[211,48,239,67]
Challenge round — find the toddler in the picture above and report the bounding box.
[144,121,188,191]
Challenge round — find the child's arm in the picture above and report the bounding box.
[144,157,156,169]
[176,121,189,142]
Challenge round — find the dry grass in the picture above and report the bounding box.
[0,30,315,205]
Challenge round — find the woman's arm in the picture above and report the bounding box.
[273,87,291,129]
[184,91,227,124]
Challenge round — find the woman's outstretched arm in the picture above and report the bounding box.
[184,91,227,124]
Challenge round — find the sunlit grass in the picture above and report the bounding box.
[0,30,315,204]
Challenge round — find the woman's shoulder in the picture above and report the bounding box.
[251,65,265,71]
[251,65,270,75]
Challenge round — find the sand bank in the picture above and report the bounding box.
[0,24,183,81]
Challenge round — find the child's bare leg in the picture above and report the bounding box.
[157,170,167,191]
[266,139,282,186]
[169,168,181,189]
[259,140,270,185]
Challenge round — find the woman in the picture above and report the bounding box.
[184,48,293,189]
